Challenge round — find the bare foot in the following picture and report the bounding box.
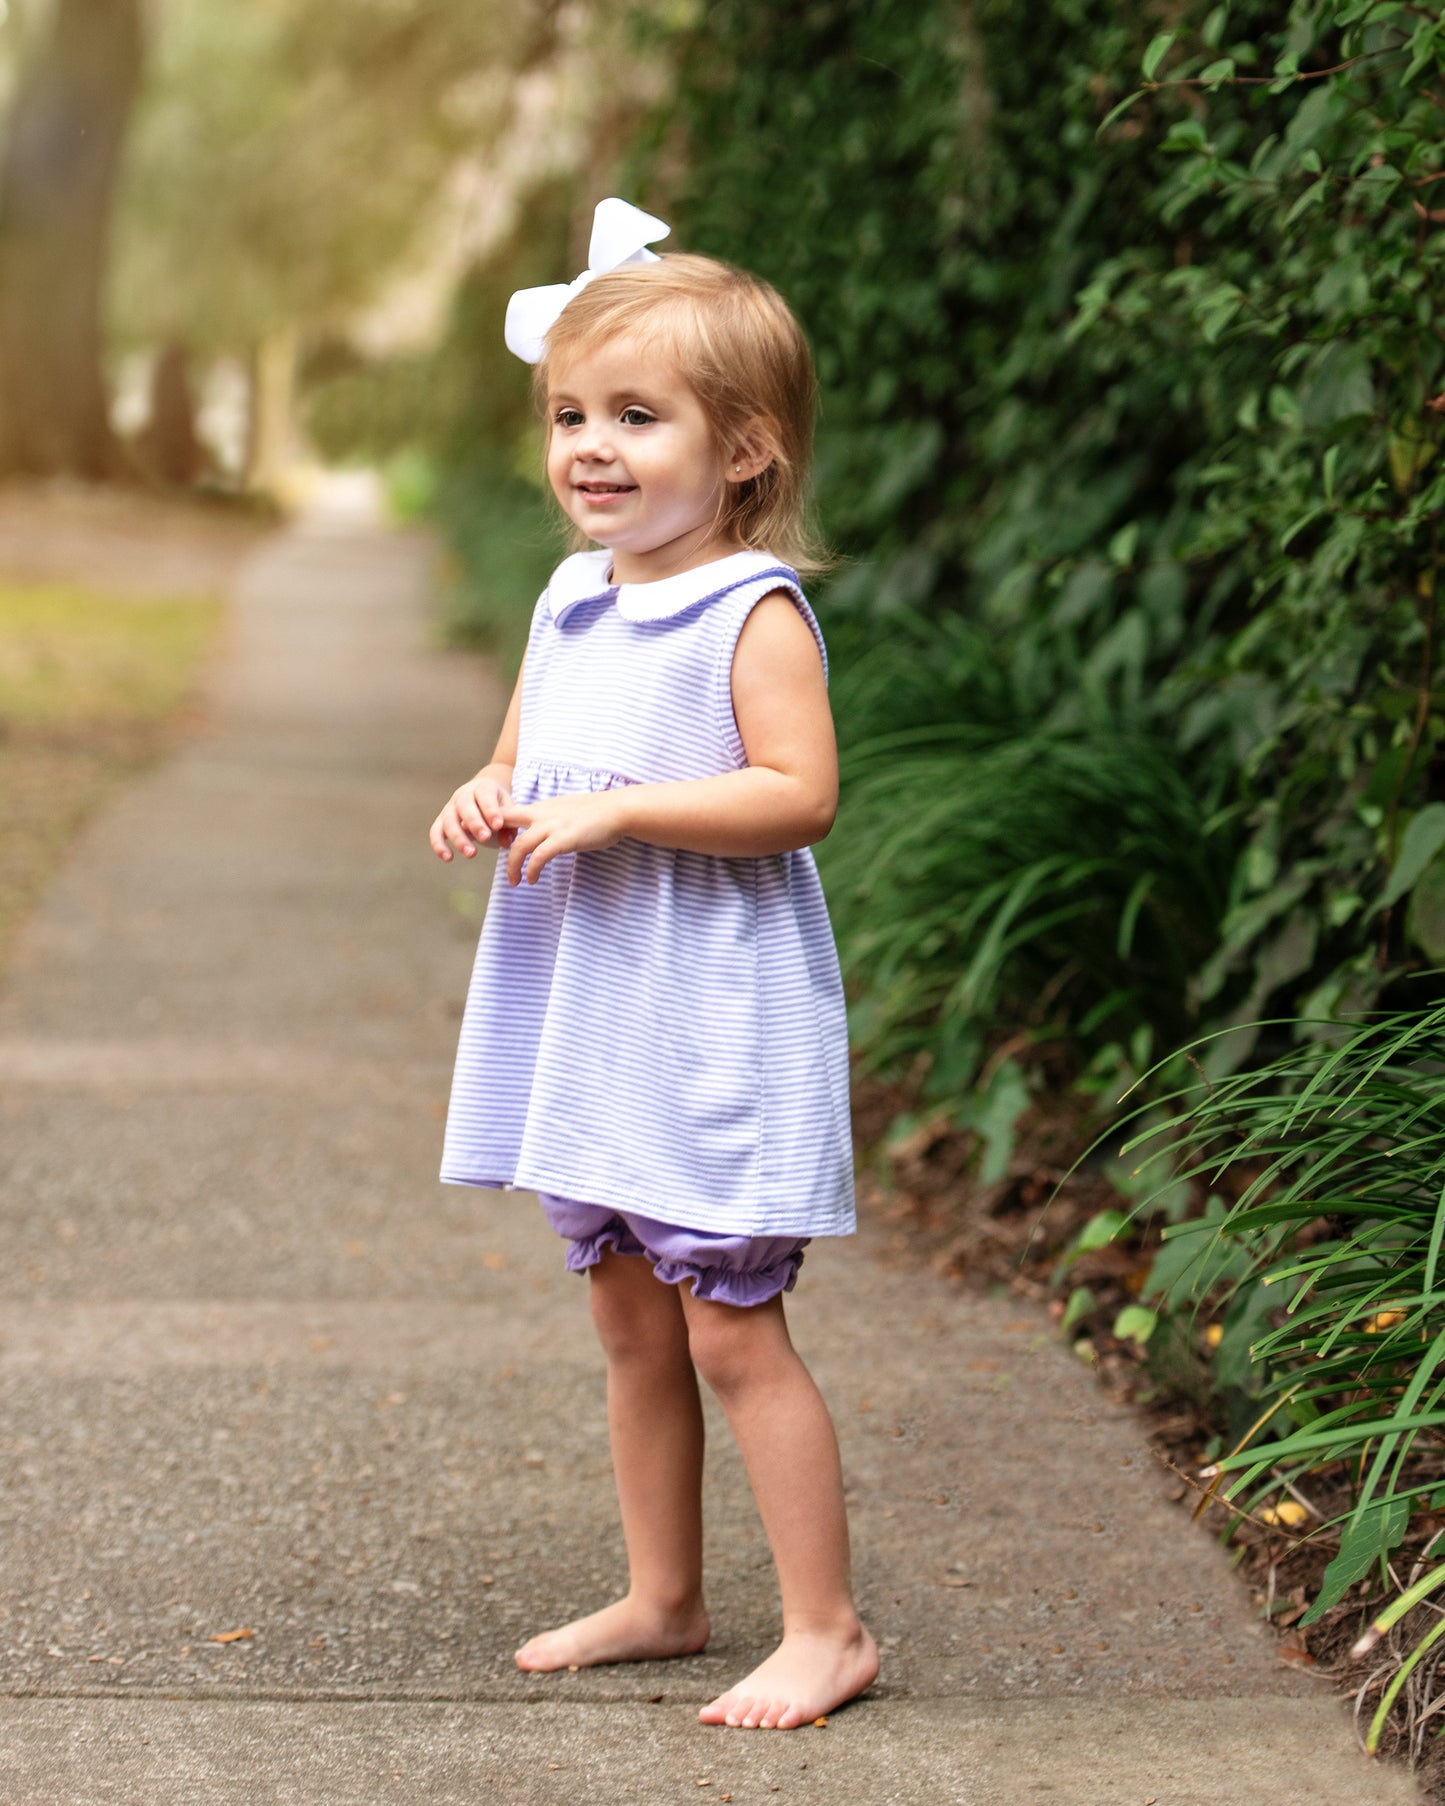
[699,1622,879,1729]
[514,1596,711,1672]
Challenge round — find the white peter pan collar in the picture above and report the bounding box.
[545,547,794,627]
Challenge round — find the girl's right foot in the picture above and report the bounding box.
[514,1595,711,1672]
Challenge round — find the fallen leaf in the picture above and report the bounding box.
[482,1252,506,1270]
[1364,1310,1406,1334]
[209,1628,253,1644]
[1259,1500,1309,1528]
[813,1715,829,1727]
[1202,1324,1223,1348]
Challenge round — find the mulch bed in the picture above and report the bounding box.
[852,1077,1445,1801]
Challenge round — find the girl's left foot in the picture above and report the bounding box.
[699,1622,879,1730]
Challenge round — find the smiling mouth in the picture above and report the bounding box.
[575,482,636,497]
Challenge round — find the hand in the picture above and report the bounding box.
[430,768,515,862]
[501,791,629,885]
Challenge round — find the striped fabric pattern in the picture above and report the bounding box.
[440,547,856,1240]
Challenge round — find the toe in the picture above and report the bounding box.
[699,1693,733,1726]
[776,1700,806,1730]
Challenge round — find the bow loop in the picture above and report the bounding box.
[504,197,671,364]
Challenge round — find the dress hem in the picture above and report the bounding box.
[437,1163,856,1240]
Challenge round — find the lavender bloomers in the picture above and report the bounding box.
[538,1193,808,1307]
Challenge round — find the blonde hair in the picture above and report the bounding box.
[531,252,831,576]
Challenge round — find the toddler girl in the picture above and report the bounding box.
[429,198,878,1731]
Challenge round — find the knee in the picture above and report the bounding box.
[590,1284,649,1363]
[589,1268,684,1366]
[685,1309,769,1401]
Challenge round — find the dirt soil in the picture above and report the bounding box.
[853,1077,1445,1802]
[0,480,273,600]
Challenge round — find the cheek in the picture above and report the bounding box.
[545,442,571,497]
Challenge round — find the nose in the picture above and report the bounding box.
[574,417,617,464]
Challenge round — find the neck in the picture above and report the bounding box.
[607,530,745,587]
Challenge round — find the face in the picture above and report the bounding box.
[545,334,751,584]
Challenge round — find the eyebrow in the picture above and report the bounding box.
[547,389,662,409]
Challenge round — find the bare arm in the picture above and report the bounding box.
[429,655,525,862]
[498,593,837,884]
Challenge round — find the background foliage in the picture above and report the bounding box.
[606,0,1445,1102]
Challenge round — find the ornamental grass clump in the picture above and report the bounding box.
[1125,994,1445,1754]
[822,712,1227,1096]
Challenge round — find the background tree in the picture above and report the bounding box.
[0,0,144,477]
[109,0,568,483]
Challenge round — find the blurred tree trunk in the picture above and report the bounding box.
[0,0,144,478]
[137,342,206,487]
[246,326,298,497]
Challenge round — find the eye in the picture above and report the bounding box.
[620,406,655,427]
[553,406,583,428]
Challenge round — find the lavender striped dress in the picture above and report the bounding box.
[440,546,856,1242]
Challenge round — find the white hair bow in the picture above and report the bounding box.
[503,197,672,364]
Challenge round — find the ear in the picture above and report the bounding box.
[724,415,779,485]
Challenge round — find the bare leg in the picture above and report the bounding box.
[515,1251,711,1670]
[680,1289,878,1729]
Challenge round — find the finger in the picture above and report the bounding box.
[429,819,453,861]
[444,815,480,860]
[436,811,462,854]
[508,823,552,887]
[506,828,535,888]
[458,793,492,840]
[524,833,557,883]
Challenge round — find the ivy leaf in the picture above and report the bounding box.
[1142,32,1176,81]
[1061,1285,1096,1335]
[1378,803,1445,909]
[1322,442,1340,504]
[1302,1496,1410,1624]
[1114,1303,1158,1346]
[1107,521,1140,566]
[1406,856,1445,961]
[1096,90,1145,136]
[1162,119,1208,153]
[1300,341,1374,428]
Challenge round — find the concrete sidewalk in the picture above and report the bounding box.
[0,501,1416,1805]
